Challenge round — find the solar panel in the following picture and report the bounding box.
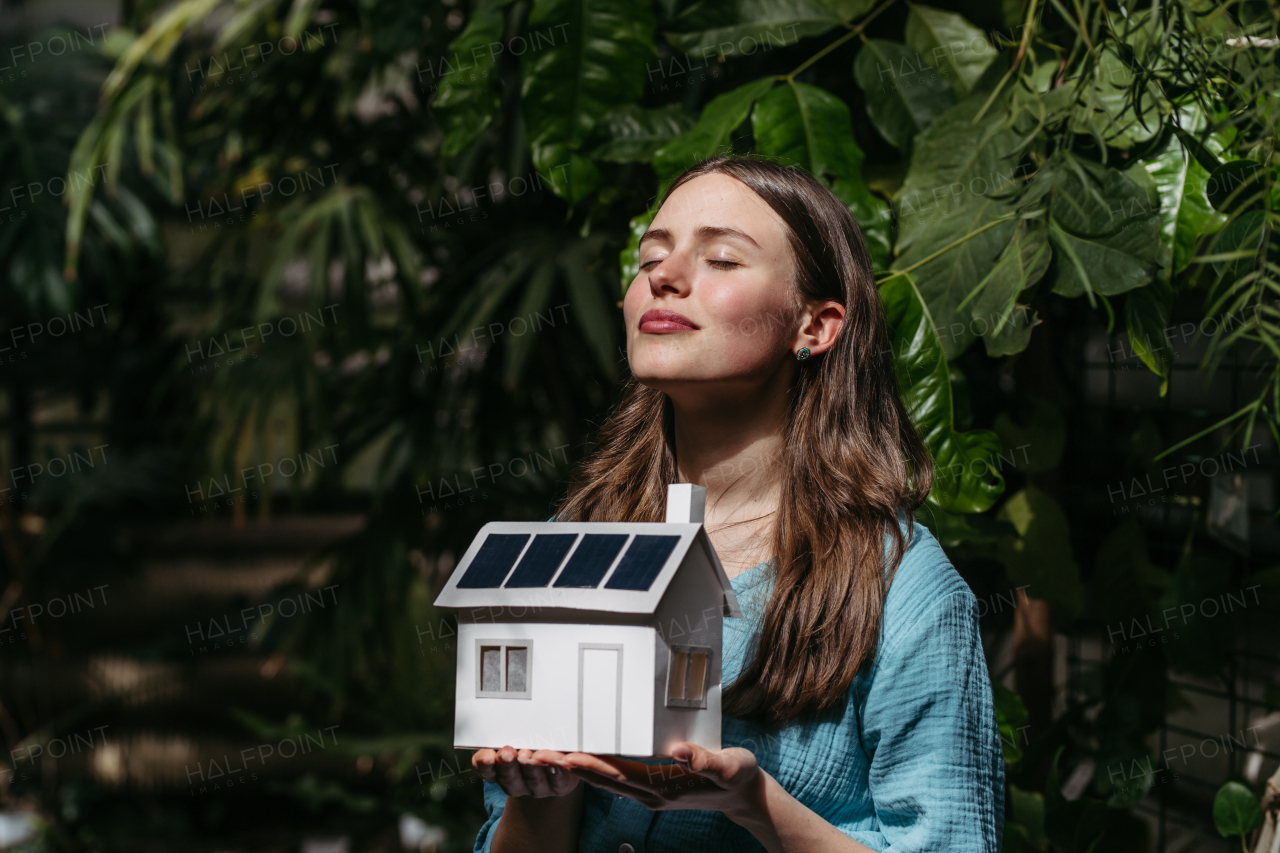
[455,533,530,588]
[552,534,629,588]
[504,533,578,588]
[604,535,681,591]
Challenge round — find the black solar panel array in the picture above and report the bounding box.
[454,530,685,592]
[505,534,577,587]
[455,533,529,588]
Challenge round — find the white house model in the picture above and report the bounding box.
[433,483,742,758]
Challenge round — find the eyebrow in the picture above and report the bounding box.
[637,225,762,250]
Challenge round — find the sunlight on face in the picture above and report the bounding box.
[623,173,803,396]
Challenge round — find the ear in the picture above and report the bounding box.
[794,300,845,356]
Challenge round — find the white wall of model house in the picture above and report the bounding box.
[454,621,656,754]
[436,483,742,758]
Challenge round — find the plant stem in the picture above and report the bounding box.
[787,0,898,81]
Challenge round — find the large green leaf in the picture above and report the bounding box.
[520,0,657,202]
[1213,782,1263,840]
[891,92,1026,357]
[1173,158,1226,274]
[832,178,893,272]
[652,76,775,188]
[1045,159,1163,299]
[751,81,891,269]
[752,81,861,180]
[1008,785,1047,849]
[964,218,1050,356]
[893,198,1018,358]
[430,0,506,160]
[904,4,997,96]
[996,487,1085,625]
[879,274,1005,513]
[590,104,696,162]
[664,0,873,55]
[853,39,955,154]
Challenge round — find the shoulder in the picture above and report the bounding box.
[877,515,977,659]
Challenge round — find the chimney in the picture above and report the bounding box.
[665,483,706,524]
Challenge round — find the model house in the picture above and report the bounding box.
[433,483,742,757]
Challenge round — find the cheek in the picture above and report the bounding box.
[699,281,792,342]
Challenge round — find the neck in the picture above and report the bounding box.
[668,383,789,578]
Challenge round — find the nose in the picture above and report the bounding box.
[647,249,691,296]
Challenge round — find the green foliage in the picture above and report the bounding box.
[993,679,1029,765]
[903,4,995,95]
[1005,784,1047,851]
[520,0,658,203]
[651,76,775,189]
[997,488,1084,624]
[47,0,1280,844]
[880,274,1005,513]
[1213,782,1263,847]
[853,39,954,154]
[991,396,1064,474]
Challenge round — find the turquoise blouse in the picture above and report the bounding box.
[473,518,1005,852]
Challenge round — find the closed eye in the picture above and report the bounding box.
[707,260,739,269]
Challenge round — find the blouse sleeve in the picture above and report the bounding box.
[473,780,506,853]
[859,588,1005,852]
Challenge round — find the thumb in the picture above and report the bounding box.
[672,743,722,778]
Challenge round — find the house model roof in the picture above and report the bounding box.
[433,485,744,617]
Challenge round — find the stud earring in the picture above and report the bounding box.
[796,347,811,361]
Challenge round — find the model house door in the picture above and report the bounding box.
[578,645,623,753]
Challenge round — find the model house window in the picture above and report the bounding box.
[476,640,532,699]
[666,645,711,709]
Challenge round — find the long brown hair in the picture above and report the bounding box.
[553,155,933,726]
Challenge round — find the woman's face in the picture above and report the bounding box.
[624,172,832,402]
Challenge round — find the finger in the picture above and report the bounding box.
[472,749,498,783]
[516,751,557,797]
[518,764,556,796]
[673,743,717,776]
[530,750,582,796]
[562,752,635,780]
[673,743,741,785]
[493,745,532,797]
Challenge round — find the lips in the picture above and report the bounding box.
[639,309,699,332]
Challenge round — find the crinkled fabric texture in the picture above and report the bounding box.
[473,517,1004,852]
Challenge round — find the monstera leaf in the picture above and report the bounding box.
[520,0,657,203]
[880,273,1005,513]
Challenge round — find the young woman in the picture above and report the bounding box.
[470,155,1004,852]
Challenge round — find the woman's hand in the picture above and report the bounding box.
[472,745,581,798]
[474,746,585,853]
[554,742,766,819]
